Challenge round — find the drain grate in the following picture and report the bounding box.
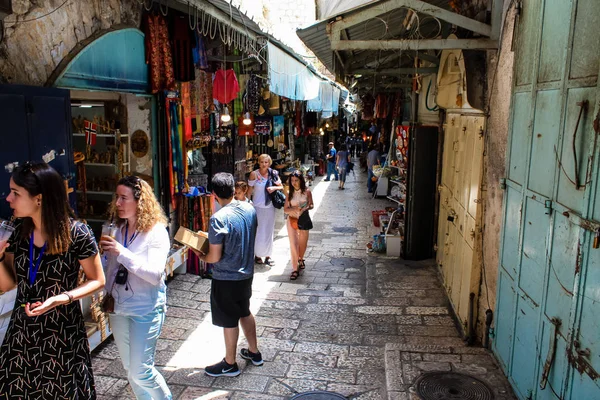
[332,226,358,234]
[290,391,347,399]
[330,257,364,268]
[414,372,494,400]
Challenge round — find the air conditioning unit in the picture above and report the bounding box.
[0,0,12,20]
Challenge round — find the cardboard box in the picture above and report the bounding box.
[174,227,209,254]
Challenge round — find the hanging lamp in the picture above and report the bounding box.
[221,105,231,122]
[242,112,252,125]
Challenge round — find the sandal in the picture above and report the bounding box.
[254,257,264,264]
[290,270,299,280]
[264,257,275,266]
[298,259,306,270]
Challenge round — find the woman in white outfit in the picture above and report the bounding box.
[247,154,283,265]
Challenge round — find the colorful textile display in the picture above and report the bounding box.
[181,82,193,141]
[143,13,175,93]
[213,69,240,104]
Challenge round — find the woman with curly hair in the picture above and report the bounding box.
[0,162,105,399]
[100,175,172,399]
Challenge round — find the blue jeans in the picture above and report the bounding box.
[325,162,338,180]
[110,307,172,400]
[368,168,375,192]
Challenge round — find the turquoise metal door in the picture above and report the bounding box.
[494,0,600,399]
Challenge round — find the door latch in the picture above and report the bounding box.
[545,200,553,215]
[540,318,561,390]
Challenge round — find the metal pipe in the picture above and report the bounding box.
[467,292,475,345]
[484,309,494,349]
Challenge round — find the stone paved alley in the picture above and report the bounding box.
[92,169,516,400]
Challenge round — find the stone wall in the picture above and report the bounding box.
[477,1,517,341]
[0,0,142,86]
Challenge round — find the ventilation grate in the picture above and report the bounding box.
[414,372,494,400]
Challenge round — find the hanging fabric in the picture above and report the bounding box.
[143,13,175,93]
[181,82,193,141]
[213,69,240,104]
[246,74,262,115]
[172,15,195,82]
[192,31,209,70]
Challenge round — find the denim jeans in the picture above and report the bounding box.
[110,307,172,400]
[325,162,338,180]
[368,168,375,192]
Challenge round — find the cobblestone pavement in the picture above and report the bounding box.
[92,166,516,400]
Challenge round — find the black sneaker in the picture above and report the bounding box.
[204,358,241,377]
[240,348,264,366]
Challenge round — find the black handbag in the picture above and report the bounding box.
[298,210,313,230]
[267,169,286,209]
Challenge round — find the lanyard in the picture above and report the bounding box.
[123,223,139,249]
[28,232,47,287]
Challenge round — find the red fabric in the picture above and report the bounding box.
[181,82,193,141]
[213,69,240,104]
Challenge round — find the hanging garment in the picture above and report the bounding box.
[213,69,241,104]
[181,82,193,141]
[246,74,262,115]
[143,13,175,93]
[192,31,209,69]
[392,91,403,119]
[172,16,195,82]
[374,94,388,119]
[361,94,375,120]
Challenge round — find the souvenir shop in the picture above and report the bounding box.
[0,0,347,349]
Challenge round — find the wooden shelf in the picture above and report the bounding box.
[73,133,117,138]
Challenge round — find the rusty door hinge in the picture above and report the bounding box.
[540,318,561,390]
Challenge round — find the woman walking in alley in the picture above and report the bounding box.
[248,154,284,266]
[284,170,314,280]
[0,162,105,399]
[336,144,351,190]
[100,175,172,400]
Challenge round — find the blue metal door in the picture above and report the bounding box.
[494,0,600,398]
[0,85,74,219]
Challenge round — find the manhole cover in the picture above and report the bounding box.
[332,226,358,234]
[290,391,347,399]
[415,372,494,400]
[330,257,364,268]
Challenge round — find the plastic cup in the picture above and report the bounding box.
[0,219,15,249]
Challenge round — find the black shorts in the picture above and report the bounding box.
[211,278,253,328]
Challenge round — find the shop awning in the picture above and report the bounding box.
[307,81,341,117]
[297,0,503,92]
[50,28,148,93]
[267,43,321,101]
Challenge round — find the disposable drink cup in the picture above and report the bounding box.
[0,219,15,248]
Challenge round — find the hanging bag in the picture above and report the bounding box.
[267,168,286,209]
[298,210,313,230]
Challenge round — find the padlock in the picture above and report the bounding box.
[593,228,600,249]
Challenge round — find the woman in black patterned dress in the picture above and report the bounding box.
[0,162,105,399]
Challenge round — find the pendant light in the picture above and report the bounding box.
[242,112,252,125]
[221,105,231,122]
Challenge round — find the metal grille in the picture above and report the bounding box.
[414,372,494,400]
[290,391,347,399]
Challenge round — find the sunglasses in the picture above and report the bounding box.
[290,171,303,178]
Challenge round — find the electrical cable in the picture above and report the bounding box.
[3,0,70,26]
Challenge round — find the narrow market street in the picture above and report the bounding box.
[91,168,515,400]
